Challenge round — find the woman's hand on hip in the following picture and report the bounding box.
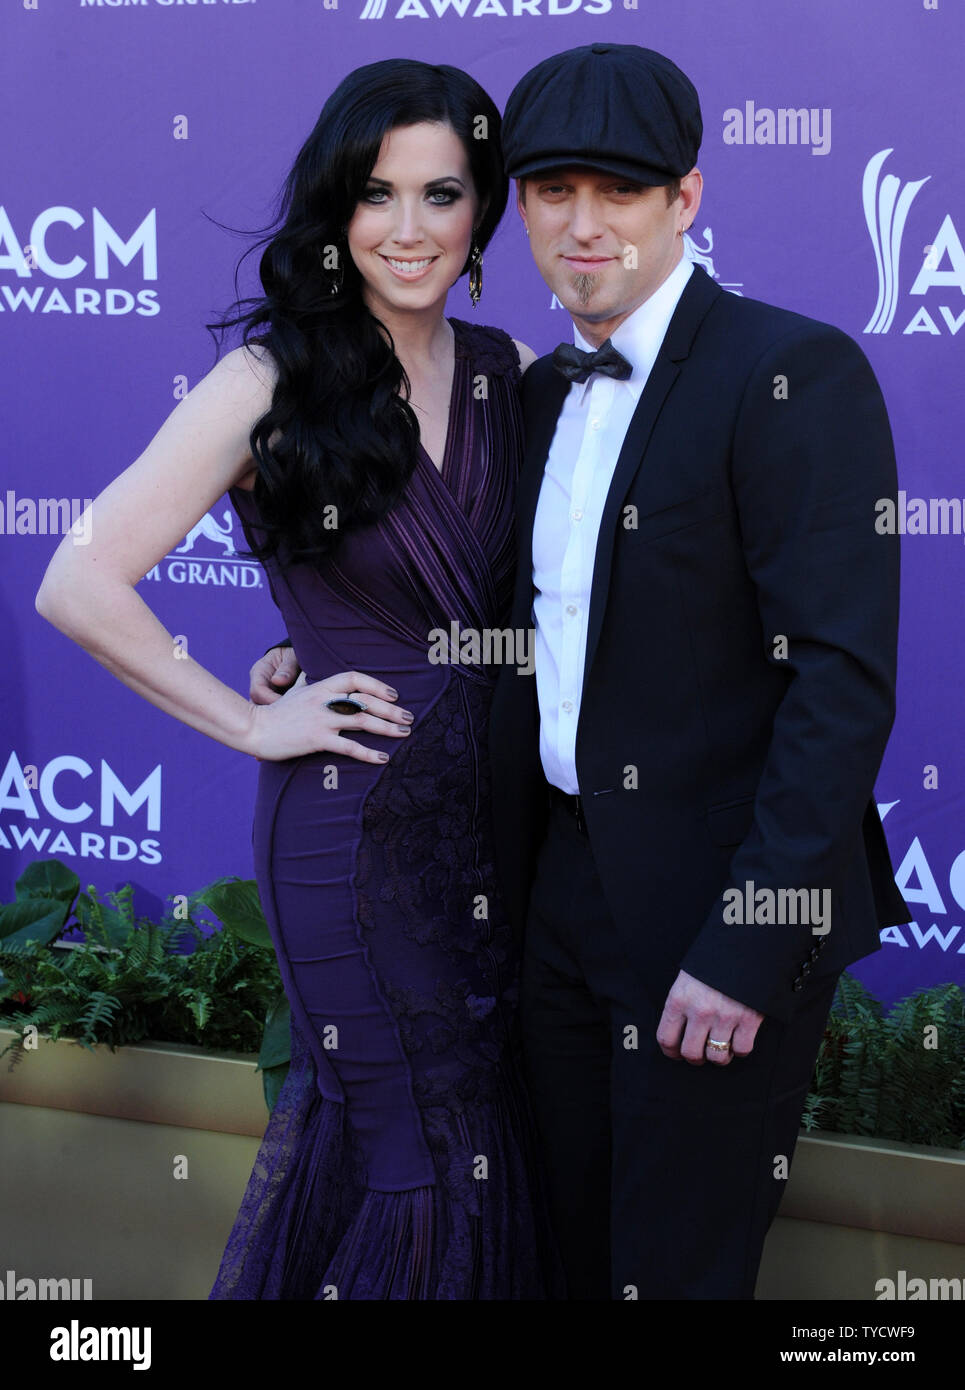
[245,670,413,763]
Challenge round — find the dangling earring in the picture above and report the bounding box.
[320,239,344,296]
[468,237,483,308]
[328,246,344,296]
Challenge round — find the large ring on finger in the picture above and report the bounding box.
[706,1037,731,1052]
[326,696,368,715]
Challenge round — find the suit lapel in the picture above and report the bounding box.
[510,358,569,629]
[581,264,722,683]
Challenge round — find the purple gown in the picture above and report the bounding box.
[209,319,562,1300]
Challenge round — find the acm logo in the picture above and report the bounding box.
[878,800,965,957]
[863,149,965,337]
[0,751,162,865]
[0,207,159,317]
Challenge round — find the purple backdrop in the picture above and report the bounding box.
[3,0,963,1006]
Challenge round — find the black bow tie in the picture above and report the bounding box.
[552,338,633,384]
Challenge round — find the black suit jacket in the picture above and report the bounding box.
[488,263,911,1022]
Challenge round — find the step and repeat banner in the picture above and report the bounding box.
[2,0,962,1006]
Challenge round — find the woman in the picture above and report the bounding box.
[36,58,562,1299]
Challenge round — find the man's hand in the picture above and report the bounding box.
[656,969,764,1066]
[250,644,302,704]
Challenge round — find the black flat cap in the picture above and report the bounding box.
[502,43,702,185]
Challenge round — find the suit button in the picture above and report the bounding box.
[802,962,812,975]
[792,977,804,990]
[809,947,820,961]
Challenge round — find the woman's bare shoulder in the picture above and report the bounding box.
[511,338,538,374]
[222,339,279,391]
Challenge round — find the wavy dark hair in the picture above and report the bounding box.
[207,59,507,564]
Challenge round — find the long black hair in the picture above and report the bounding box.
[208,59,507,564]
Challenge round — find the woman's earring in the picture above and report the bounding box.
[468,237,483,308]
[328,250,344,296]
[322,240,344,296]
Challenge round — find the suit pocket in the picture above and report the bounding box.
[705,795,756,846]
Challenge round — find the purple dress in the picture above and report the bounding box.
[209,319,562,1300]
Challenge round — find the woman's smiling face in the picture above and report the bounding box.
[347,121,481,320]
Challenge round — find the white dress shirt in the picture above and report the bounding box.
[532,255,694,794]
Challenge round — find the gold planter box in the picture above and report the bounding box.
[1,1028,962,1299]
[0,1028,269,1299]
[0,1026,266,1137]
[758,1132,965,1300]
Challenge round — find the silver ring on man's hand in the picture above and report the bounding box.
[326,696,368,715]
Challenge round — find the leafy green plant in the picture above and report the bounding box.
[804,973,965,1149]
[5,860,963,1142]
[0,858,80,950]
[190,877,291,1110]
[0,861,290,1110]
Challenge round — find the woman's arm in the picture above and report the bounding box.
[35,346,409,762]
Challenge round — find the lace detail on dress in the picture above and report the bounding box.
[450,317,522,382]
[355,672,517,1023]
[354,677,519,1168]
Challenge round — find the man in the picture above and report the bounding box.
[487,42,910,1300]
[254,43,910,1300]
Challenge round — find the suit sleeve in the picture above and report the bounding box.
[678,323,901,1017]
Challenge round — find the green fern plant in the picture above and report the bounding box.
[804,973,965,1149]
[0,862,289,1110]
[7,860,961,1141]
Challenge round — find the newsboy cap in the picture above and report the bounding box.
[502,43,702,185]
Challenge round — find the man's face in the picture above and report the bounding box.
[517,167,701,345]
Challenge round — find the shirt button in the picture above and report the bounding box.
[572,509,583,521]
[565,604,577,615]
[561,700,573,712]
[590,418,601,430]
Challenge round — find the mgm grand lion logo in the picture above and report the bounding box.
[176,509,236,556]
[683,227,744,296]
[142,509,262,589]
